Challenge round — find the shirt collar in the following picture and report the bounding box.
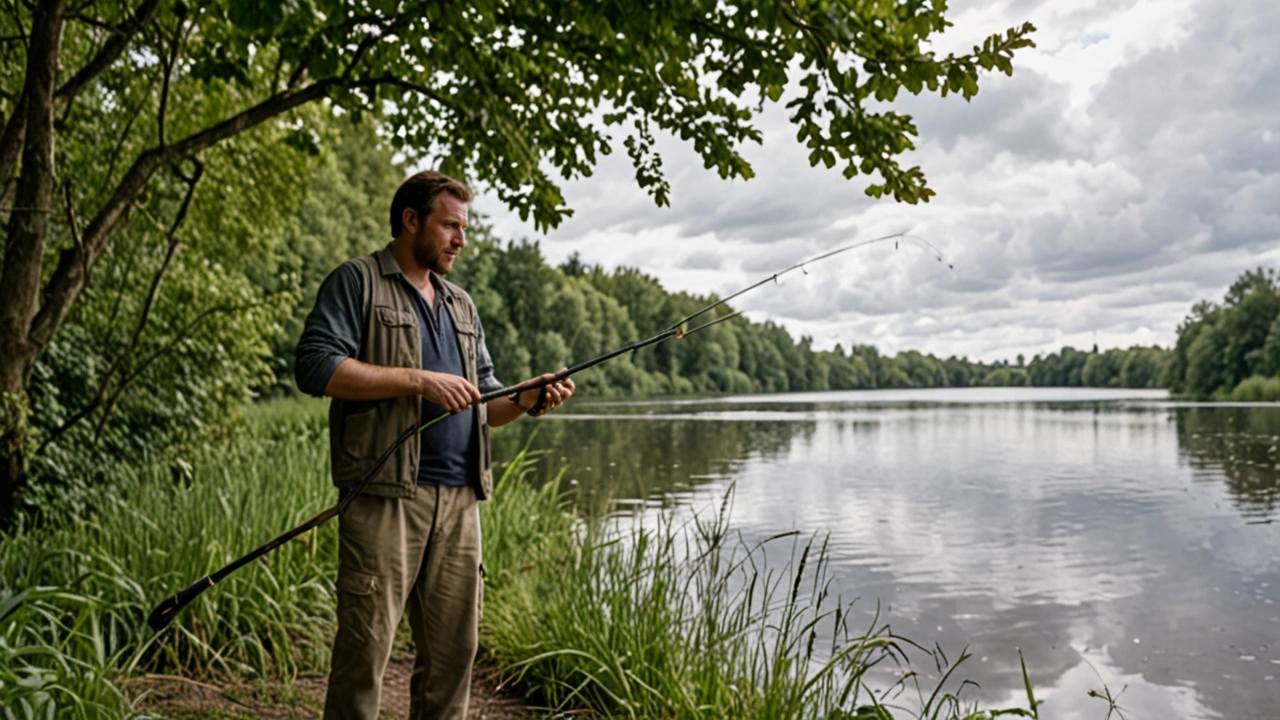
[374,244,453,301]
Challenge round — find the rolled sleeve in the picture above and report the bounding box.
[294,263,365,397]
[473,309,504,394]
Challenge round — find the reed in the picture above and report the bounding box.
[479,459,1039,720]
[2,398,1051,718]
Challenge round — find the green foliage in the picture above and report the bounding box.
[20,114,333,519]
[1230,376,1280,402]
[1,0,1032,231]
[0,588,137,719]
[1166,268,1280,399]
[982,367,1029,387]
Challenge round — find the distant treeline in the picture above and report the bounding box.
[1165,268,1280,401]
[441,237,1173,396]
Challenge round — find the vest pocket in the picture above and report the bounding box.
[343,406,378,461]
[454,326,477,365]
[376,305,414,327]
[375,304,418,367]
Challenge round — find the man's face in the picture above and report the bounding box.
[411,193,468,275]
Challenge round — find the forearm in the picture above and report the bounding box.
[323,358,423,401]
[486,396,527,428]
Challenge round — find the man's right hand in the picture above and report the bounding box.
[417,371,481,413]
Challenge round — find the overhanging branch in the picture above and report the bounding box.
[29,77,341,353]
[55,0,160,104]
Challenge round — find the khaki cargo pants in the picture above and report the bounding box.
[323,484,482,720]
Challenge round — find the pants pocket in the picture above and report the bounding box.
[337,568,379,596]
[334,568,381,644]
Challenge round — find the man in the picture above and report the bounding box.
[294,170,574,720]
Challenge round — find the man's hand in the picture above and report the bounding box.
[418,370,481,413]
[516,372,576,416]
[488,371,576,428]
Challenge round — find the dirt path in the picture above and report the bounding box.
[133,654,539,719]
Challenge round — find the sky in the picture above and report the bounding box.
[472,0,1280,363]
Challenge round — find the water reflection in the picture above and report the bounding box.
[492,415,813,515]
[491,390,1280,720]
[1175,407,1280,518]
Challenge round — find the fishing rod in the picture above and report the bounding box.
[145,310,740,631]
[146,231,946,631]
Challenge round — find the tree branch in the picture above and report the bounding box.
[28,78,340,355]
[55,0,159,104]
[100,77,151,203]
[90,301,244,445]
[38,159,203,452]
[127,159,201,352]
[2,0,27,49]
[156,13,184,146]
[356,75,463,115]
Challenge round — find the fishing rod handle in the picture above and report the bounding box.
[147,575,214,631]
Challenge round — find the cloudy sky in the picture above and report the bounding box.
[473,0,1280,362]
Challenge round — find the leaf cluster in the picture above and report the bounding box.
[2,0,1034,238]
[1165,267,1280,398]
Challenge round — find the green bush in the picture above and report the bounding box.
[1230,375,1280,401]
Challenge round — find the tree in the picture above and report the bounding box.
[0,0,1034,525]
[1082,349,1124,388]
[1218,269,1280,385]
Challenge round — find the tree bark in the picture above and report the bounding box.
[0,0,67,530]
[0,88,27,198]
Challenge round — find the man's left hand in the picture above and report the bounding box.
[517,371,575,416]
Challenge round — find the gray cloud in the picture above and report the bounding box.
[473,0,1280,362]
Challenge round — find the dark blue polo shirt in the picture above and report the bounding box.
[294,262,501,487]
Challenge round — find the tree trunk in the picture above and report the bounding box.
[0,371,29,532]
[0,0,67,531]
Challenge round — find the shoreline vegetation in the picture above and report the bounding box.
[0,398,1115,719]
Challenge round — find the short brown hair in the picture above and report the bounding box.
[389,171,473,237]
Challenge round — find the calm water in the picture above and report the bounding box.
[493,387,1280,720]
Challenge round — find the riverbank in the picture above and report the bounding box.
[1,398,1051,719]
[131,656,532,719]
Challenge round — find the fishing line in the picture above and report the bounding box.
[146,232,949,631]
[668,232,949,333]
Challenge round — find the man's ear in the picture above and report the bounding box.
[402,207,421,235]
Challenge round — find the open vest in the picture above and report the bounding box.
[327,247,494,500]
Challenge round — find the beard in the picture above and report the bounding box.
[412,231,452,275]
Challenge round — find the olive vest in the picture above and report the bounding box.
[327,247,494,500]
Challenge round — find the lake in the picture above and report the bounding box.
[493,387,1280,719]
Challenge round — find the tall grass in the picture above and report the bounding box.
[2,398,1052,718]
[1,400,338,718]
[480,458,1038,720]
